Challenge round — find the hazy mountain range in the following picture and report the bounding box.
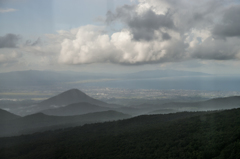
[0,110,130,137]
[0,69,209,88]
[3,88,240,117]
[42,102,110,116]
[1,70,240,99]
[1,88,240,137]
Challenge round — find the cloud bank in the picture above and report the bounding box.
[58,25,187,65]
[4,0,237,66]
[0,34,20,48]
[0,51,22,65]
[58,0,240,65]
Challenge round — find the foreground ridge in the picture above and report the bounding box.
[0,109,240,158]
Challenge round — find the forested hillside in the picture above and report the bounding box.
[0,109,240,159]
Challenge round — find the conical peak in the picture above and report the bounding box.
[39,88,106,108]
[61,89,87,97]
[65,89,81,93]
[66,89,85,93]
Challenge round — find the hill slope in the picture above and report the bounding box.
[0,110,130,137]
[0,109,239,158]
[41,95,240,117]
[0,109,20,121]
[161,96,240,111]
[42,102,110,116]
[132,95,240,114]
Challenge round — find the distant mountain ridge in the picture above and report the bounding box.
[0,69,210,88]
[124,69,209,79]
[28,89,240,116]
[144,95,240,112]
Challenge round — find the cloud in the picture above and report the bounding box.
[0,34,61,68]
[106,4,175,41]
[59,25,187,65]
[0,51,22,65]
[57,0,240,65]
[0,34,20,48]
[0,8,17,13]
[212,5,240,38]
[191,37,240,60]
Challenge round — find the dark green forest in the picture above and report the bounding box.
[0,109,240,159]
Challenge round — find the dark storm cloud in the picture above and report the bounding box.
[212,5,240,38]
[106,5,135,24]
[191,37,240,60]
[0,34,20,48]
[106,5,175,41]
[129,9,175,41]
[127,9,175,30]
[162,32,171,40]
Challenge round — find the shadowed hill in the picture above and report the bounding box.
[0,110,131,137]
[0,109,20,121]
[42,102,110,116]
[130,96,240,114]
[159,95,240,111]
[1,109,240,158]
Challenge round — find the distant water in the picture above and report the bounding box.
[81,75,240,91]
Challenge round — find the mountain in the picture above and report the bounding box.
[0,109,20,121]
[42,94,240,117]
[71,110,131,121]
[42,102,110,116]
[204,96,240,109]
[22,110,130,124]
[158,95,240,111]
[10,89,120,116]
[126,95,240,114]
[39,89,106,107]
[123,69,209,79]
[0,70,210,90]
[148,108,178,115]
[29,89,119,114]
[114,106,158,116]
[0,70,111,87]
[0,110,131,137]
[0,70,68,87]
[2,109,240,158]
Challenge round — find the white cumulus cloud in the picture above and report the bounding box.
[59,25,187,65]
[57,0,240,65]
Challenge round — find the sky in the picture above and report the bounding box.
[0,0,240,74]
